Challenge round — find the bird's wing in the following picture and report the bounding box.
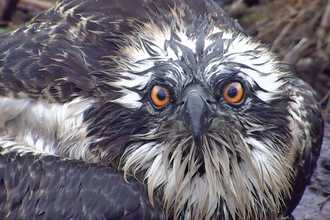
[0,151,165,220]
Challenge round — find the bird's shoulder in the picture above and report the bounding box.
[280,74,324,216]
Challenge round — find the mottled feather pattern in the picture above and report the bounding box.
[0,151,165,220]
[0,0,324,219]
[279,76,324,217]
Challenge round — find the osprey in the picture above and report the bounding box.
[0,0,324,219]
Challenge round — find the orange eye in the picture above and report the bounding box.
[151,85,170,107]
[223,82,244,103]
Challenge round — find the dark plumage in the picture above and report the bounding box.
[0,0,324,219]
[0,152,164,220]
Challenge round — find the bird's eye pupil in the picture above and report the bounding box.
[157,90,167,101]
[227,86,237,98]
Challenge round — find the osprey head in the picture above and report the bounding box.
[90,7,296,220]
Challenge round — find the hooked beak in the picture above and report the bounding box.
[179,86,214,146]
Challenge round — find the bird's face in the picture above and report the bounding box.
[102,13,295,219]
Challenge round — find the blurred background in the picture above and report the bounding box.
[0,0,329,219]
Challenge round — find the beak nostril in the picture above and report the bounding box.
[206,98,217,105]
[178,101,185,106]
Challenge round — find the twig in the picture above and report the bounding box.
[320,89,330,106]
[317,0,330,51]
[19,0,54,10]
[226,0,246,18]
[318,195,330,211]
[283,38,309,65]
[0,0,20,27]
[272,7,308,51]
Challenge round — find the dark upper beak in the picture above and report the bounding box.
[179,85,214,146]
